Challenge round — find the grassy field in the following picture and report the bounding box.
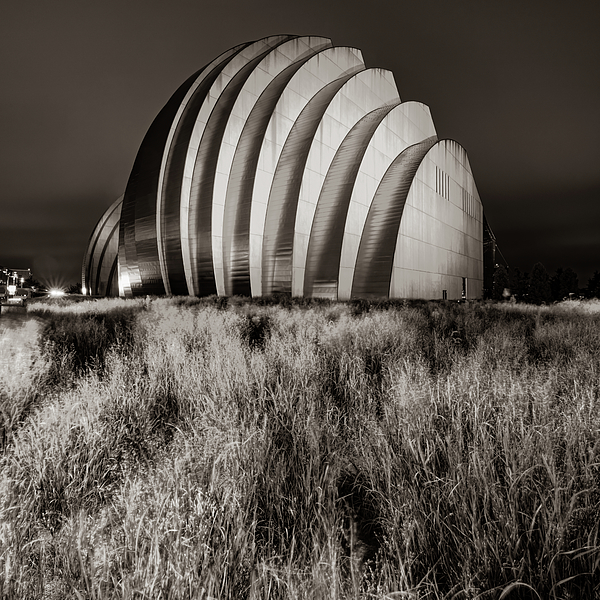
[1,296,599,599]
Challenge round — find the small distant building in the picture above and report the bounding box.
[84,35,487,301]
[0,267,33,305]
[1,267,31,286]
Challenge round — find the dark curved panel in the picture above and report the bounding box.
[189,37,296,296]
[106,255,120,298]
[261,73,359,296]
[222,51,328,297]
[95,220,120,296]
[302,104,397,299]
[82,196,122,296]
[160,47,248,296]
[351,136,437,299]
[82,197,118,291]
[119,67,206,297]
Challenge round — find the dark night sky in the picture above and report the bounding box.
[1,0,599,290]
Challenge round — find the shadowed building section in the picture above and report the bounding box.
[82,195,123,297]
[119,68,205,297]
[157,42,249,296]
[84,36,486,301]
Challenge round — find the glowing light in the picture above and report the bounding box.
[81,286,87,296]
[49,289,65,297]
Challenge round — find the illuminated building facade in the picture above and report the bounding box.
[83,35,484,300]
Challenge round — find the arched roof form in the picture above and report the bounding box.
[303,103,398,299]
[338,101,437,300]
[181,35,294,297]
[248,47,365,297]
[389,139,484,299]
[291,68,400,297]
[351,138,436,298]
[157,41,250,296]
[84,36,485,301]
[118,66,208,297]
[261,73,362,296]
[216,36,333,297]
[262,68,400,297]
[83,195,123,296]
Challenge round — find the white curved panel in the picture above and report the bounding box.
[337,102,437,299]
[156,42,248,295]
[249,46,365,296]
[219,36,333,296]
[296,68,400,296]
[180,35,293,296]
[390,139,483,299]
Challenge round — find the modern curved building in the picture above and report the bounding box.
[83,35,484,300]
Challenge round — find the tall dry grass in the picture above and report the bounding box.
[0,314,49,451]
[1,297,599,598]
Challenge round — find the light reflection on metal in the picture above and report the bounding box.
[119,68,207,297]
[82,195,123,296]
[290,69,400,297]
[303,104,397,299]
[351,137,436,298]
[221,37,332,297]
[186,36,293,297]
[83,36,484,301]
[158,42,249,296]
[223,61,305,296]
[250,47,364,296]
[261,74,358,296]
[389,139,484,300]
[337,102,437,300]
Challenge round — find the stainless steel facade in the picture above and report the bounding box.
[83,36,484,300]
[82,195,122,297]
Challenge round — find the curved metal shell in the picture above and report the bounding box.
[84,36,484,300]
[118,68,205,297]
[261,73,364,296]
[183,35,294,297]
[82,195,123,296]
[351,138,436,298]
[389,139,484,299]
[219,37,333,297]
[303,104,398,299]
[338,102,437,299]
[157,42,249,296]
[249,47,364,296]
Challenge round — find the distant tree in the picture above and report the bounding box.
[562,267,579,299]
[528,263,552,304]
[66,282,82,294]
[587,271,600,299]
[550,267,564,301]
[550,267,579,301]
[24,275,42,290]
[520,271,531,302]
[492,265,510,300]
[509,267,529,302]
